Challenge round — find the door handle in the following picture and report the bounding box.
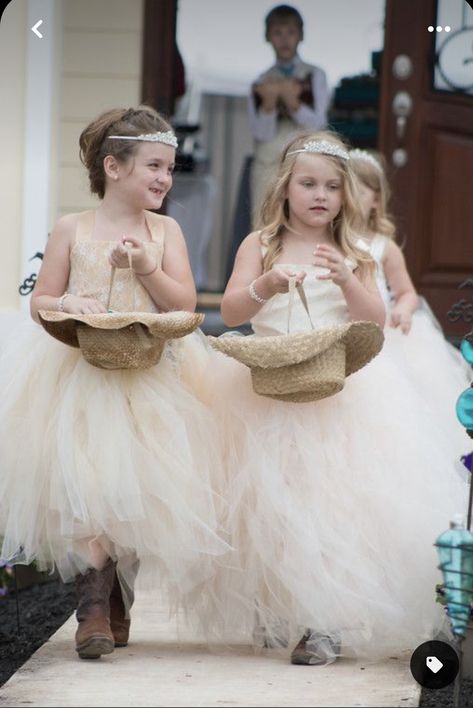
[392,91,412,140]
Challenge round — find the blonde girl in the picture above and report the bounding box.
[194,130,468,666]
[350,147,470,441]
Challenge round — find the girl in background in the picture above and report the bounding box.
[350,147,470,452]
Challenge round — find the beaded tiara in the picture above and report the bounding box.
[287,140,350,161]
[107,131,178,148]
[349,149,382,172]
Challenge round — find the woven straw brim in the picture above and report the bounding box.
[209,321,383,375]
[39,310,204,348]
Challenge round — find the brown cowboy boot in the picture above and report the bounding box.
[109,559,139,647]
[75,558,115,659]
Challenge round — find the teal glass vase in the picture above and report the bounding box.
[435,519,473,637]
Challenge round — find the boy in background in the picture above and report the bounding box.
[249,4,329,224]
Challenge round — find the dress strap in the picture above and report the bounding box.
[144,211,165,247]
[370,235,388,264]
[144,211,165,267]
[75,210,95,242]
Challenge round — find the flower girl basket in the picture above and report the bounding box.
[209,278,384,402]
[39,253,203,370]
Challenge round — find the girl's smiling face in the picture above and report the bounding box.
[286,154,344,229]
[114,142,175,209]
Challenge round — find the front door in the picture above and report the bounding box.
[379,0,473,340]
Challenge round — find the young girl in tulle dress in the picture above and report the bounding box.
[0,106,228,659]
[350,147,470,454]
[195,130,468,665]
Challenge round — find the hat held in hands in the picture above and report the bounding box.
[209,280,384,402]
[38,258,203,370]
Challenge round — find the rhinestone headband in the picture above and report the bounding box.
[349,149,382,172]
[287,140,350,161]
[107,131,178,148]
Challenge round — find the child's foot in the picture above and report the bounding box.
[252,620,289,648]
[290,630,340,665]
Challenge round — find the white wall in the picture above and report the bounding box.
[177,0,385,96]
[0,0,27,310]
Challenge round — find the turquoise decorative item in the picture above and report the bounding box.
[460,337,473,365]
[456,388,473,429]
[435,518,473,637]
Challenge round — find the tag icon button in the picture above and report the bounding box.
[426,656,443,674]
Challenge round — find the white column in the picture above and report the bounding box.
[20,0,57,310]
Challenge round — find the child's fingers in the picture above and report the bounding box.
[122,235,142,248]
[400,317,412,334]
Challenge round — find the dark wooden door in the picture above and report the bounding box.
[379,0,473,340]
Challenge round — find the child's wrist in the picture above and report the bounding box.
[133,257,157,276]
[250,274,274,302]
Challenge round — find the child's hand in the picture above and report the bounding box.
[264,268,306,296]
[390,306,412,334]
[279,79,302,110]
[109,236,155,275]
[313,244,352,287]
[62,295,107,315]
[254,80,280,109]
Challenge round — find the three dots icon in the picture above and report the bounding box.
[428,25,451,32]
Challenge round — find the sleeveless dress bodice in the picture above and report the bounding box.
[250,260,355,337]
[357,235,391,311]
[67,210,164,313]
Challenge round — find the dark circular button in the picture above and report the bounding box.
[410,640,459,689]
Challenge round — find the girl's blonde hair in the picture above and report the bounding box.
[257,130,373,279]
[349,150,396,239]
[79,105,172,198]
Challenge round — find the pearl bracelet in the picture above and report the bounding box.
[58,293,69,312]
[248,280,268,304]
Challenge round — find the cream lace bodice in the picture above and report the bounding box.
[67,210,164,313]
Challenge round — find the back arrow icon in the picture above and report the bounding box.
[31,20,43,38]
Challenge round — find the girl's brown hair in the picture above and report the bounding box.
[257,130,373,279]
[79,105,172,198]
[349,151,396,239]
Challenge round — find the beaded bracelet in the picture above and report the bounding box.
[248,280,268,304]
[58,293,69,312]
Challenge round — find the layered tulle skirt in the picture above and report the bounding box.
[0,319,228,600]
[185,332,471,660]
[383,300,472,439]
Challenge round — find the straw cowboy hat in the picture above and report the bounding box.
[39,309,204,370]
[39,256,203,370]
[209,280,384,402]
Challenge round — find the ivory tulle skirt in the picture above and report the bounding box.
[383,299,472,428]
[0,319,228,601]
[182,329,470,660]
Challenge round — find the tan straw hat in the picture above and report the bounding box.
[39,254,203,370]
[209,279,384,402]
[39,309,204,370]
